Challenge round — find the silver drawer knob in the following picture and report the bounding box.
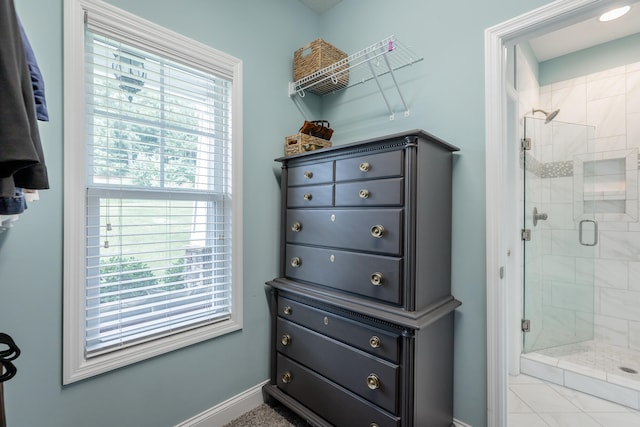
[359,189,370,199]
[359,162,371,172]
[366,374,380,390]
[303,193,312,201]
[291,222,302,232]
[283,306,292,315]
[303,170,313,179]
[281,371,293,384]
[290,257,301,268]
[369,336,381,348]
[370,225,384,238]
[370,272,383,286]
[281,334,292,346]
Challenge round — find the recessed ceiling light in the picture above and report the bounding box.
[599,5,631,22]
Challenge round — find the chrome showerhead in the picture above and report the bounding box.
[532,108,560,124]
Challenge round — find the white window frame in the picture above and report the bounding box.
[63,0,243,384]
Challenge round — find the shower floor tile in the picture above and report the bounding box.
[521,341,640,410]
[537,341,640,383]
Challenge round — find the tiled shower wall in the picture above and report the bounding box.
[520,56,640,352]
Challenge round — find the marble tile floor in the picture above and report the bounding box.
[509,374,640,426]
[535,341,640,383]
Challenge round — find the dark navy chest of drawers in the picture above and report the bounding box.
[264,130,460,427]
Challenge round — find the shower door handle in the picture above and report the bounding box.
[579,219,598,246]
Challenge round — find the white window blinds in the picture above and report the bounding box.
[83,30,234,355]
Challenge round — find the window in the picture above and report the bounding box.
[63,0,243,384]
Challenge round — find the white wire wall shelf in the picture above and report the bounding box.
[288,35,423,119]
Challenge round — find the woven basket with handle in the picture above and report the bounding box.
[293,39,349,94]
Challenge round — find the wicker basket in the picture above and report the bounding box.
[285,133,332,157]
[293,39,349,95]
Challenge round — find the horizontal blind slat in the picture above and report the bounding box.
[84,29,234,356]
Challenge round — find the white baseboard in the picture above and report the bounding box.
[176,379,472,427]
[175,380,269,427]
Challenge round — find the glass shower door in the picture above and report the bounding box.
[522,117,597,353]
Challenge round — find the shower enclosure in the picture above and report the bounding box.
[521,115,640,408]
[522,116,597,353]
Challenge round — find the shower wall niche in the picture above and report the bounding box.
[574,150,638,221]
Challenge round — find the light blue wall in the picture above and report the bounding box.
[540,32,640,85]
[0,1,551,426]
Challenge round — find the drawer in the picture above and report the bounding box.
[286,208,403,256]
[288,161,334,186]
[277,318,399,414]
[335,150,403,182]
[277,295,401,363]
[277,354,401,427]
[335,178,404,207]
[287,184,333,208]
[285,244,403,305]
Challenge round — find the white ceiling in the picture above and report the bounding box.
[297,0,342,14]
[529,2,640,61]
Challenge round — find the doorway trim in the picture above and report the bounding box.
[484,0,620,425]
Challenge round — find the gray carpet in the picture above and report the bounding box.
[223,402,311,427]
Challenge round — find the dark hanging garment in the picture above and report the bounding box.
[18,17,49,122]
[0,0,49,195]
